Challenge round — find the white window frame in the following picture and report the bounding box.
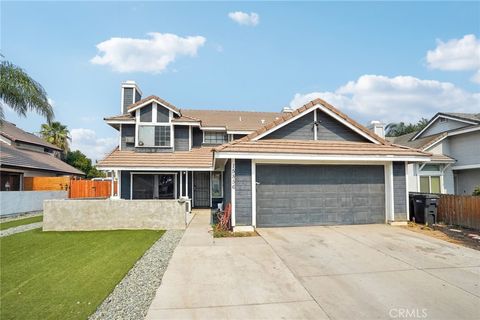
[203,130,228,144]
[211,171,223,198]
[135,104,174,148]
[417,163,443,193]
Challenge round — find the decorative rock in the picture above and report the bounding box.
[0,222,43,237]
[89,229,184,320]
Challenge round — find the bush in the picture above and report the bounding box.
[473,186,480,196]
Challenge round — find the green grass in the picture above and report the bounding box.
[1,228,164,320]
[0,215,43,230]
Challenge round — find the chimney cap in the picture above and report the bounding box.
[282,106,294,113]
[121,80,142,95]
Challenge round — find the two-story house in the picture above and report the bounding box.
[97,81,429,231]
[389,113,480,195]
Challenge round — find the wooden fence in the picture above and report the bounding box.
[69,180,117,199]
[437,194,480,230]
[22,176,117,199]
[23,176,71,191]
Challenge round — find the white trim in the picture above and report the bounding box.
[135,123,173,148]
[128,98,180,115]
[152,102,158,123]
[233,226,254,232]
[98,166,214,171]
[448,125,480,136]
[412,114,478,140]
[0,135,12,145]
[384,163,394,222]
[231,159,236,227]
[189,126,192,151]
[452,164,480,170]
[227,130,253,135]
[105,120,135,125]
[180,171,183,197]
[313,109,318,140]
[251,103,382,144]
[211,171,224,198]
[119,125,122,151]
[405,161,409,221]
[191,171,194,205]
[118,170,122,198]
[215,152,431,162]
[186,171,189,199]
[201,126,227,131]
[422,134,448,151]
[173,121,201,126]
[251,159,256,228]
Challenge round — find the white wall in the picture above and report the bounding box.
[0,191,68,216]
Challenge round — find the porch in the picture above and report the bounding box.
[114,170,224,209]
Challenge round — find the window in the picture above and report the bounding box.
[211,172,223,198]
[132,174,176,199]
[140,104,153,122]
[422,164,440,172]
[204,131,227,144]
[138,125,171,147]
[419,176,441,193]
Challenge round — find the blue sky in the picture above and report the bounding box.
[2,1,479,160]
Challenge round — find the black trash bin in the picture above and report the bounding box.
[412,193,439,226]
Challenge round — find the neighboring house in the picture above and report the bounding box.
[389,113,480,195]
[97,81,429,230]
[0,121,83,191]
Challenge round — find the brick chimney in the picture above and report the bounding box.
[121,81,142,114]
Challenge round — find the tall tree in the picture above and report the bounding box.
[40,121,71,153]
[385,118,429,137]
[65,150,105,179]
[0,58,54,122]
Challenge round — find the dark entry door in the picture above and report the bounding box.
[194,172,210,207]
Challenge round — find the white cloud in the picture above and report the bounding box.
[71,128,117,162]
[90,32,206,73]
[290,74,480,124]
[228,11,259,26]
[426,34,480,71]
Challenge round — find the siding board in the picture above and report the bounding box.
[235,159,252,225]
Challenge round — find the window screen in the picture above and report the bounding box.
[204,131,227,144]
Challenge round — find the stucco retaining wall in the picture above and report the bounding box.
[43,199,187,231]
[0,191,67,216]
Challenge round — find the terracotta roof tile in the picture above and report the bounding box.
[97,147,214,169]
[215,140,429,157]
[127,95,181,114]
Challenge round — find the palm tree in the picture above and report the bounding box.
[0,58,54,123]
[40,121,71,153]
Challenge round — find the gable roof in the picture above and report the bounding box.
[226,99,388,145]
[127,95,181,115]
[0,141,83,175]
[0,121,62,151]
[412,112,480,140]
[387,131,447,151]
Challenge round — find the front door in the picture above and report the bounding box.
[194,172,210,207]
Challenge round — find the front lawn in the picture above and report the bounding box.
[0,228,164,319]
[0,215,43,230]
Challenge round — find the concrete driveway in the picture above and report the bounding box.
[259,225,480,320]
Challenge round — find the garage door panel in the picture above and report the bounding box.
[256,164,385,227]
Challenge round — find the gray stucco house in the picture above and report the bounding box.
[97,81,429,231]
[389,113,480,195]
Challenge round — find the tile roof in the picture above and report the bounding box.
[127,95,181,114]
[440,112,480,123]
[430,154,455,163]
[179,109,281,130]
[97,147,214,169]
[231,99,388,144]
[0,121,61,150]
[0,142,84,175]
[387,132,446,150]
[104,114,134,121]
[215,139,429,157]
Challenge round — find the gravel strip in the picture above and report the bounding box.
[89,229,184,320]
[0,222,43,237]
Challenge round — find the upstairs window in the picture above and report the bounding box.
[204,131,227,144]
[138,125,171,147]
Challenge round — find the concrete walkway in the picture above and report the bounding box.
[146,212,326,319]
[0,222,43,237]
